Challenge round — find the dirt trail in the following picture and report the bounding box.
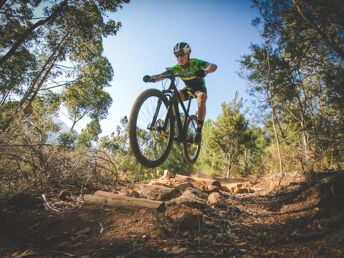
[1,172,344,257]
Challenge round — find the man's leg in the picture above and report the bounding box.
[193,92,207,143]
[196,92,207,130]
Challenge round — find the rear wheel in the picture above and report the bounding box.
[129,89,174,168]
[182,115,201,165]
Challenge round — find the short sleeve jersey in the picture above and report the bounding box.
[163,58,208,91]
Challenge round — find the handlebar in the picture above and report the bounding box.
[160,72,196,80]
[143,72,198,83]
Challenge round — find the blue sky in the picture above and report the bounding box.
[63,0,263,136]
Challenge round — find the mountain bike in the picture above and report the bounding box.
[128,72,201,168]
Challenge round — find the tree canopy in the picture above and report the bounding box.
[0,0,130,134]
[238,0,344,172]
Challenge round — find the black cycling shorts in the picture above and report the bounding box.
[180,87,207,101]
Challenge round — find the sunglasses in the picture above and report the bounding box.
[175,52,186,58]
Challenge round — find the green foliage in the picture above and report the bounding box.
[0,0,130,132]
[0,48,36,102]
[195,93,265,178]
[247,126,270,174]
[77,119,102,148]
[0,101,19,129]
[99,116,145,180]
[252,0,344,61]
[239,0,344,172]
[58,130,77,147]
[158,144,193,175]
[195,119,227,178]
[208,93,251,177]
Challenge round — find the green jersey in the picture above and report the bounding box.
[163,58,208,91]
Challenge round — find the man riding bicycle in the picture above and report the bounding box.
[143,42,217,143]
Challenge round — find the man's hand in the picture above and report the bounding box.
[195,70,208,78]
[143,75,155,83]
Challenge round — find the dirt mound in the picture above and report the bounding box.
[0,172,343,257]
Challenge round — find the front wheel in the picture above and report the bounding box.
[182,115,201,165]
[129,88,174,168]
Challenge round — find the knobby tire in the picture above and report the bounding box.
[182,115,201,164]
[129,89,175,168]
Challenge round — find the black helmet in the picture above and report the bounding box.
[173,42,191,55]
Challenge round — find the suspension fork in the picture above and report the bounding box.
[147,98,163,130]
[172,98,182,135]
[162,94,175,130]
[145,89,174,133]
[160,86,179,133]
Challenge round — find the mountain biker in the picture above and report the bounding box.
[143,42,217,143]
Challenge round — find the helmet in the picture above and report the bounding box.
[173,42,191,55]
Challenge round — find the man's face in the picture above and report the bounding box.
[175,52,189,66]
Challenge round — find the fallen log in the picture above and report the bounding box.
[83,191,164,210]
[221,183,252,193]
[175,174,221,187]
[174,174,195,182]
[192,177,221,188]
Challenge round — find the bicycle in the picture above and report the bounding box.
[128,72,202,168]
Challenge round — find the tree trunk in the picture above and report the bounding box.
[0,90,9,107]
[226,152,232,178]
[70,109,89,130]
[295,93,312,168]
[1,34,67,132]
[25,48,62,110]
[244,150,249,175]
[271,106,283,172]
[264,47,283,173]
[71,119,77,131]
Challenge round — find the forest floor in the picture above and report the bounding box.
[1,171,344,257]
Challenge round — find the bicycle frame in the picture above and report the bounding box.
[149,74,195,143]
[162,75,192,142]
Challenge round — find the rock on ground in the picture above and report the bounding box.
[165,204,203,229]
[208,192,227,207]
[138,184,177,201]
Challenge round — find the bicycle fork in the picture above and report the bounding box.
[148,97,173,135]
[147,99,163,131]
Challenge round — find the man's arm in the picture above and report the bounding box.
[143,73,164,83]
[204,63,217,75]
[151,74,165,82]
[143,69,172,83]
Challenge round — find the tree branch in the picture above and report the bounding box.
[292,0,344,61]
[1,33,69,132]
[0,0,68,67]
